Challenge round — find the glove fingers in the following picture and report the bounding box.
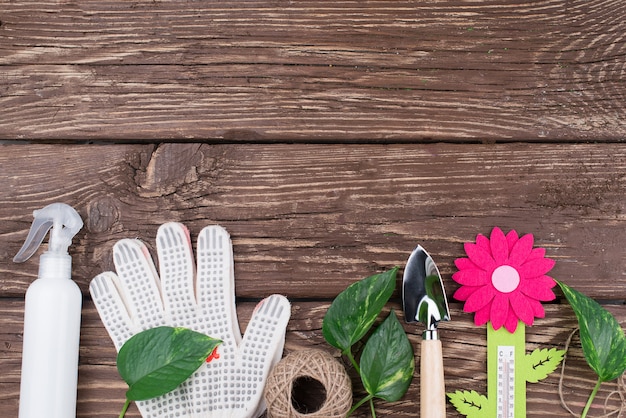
[157,222,198,323]
[89,272,136,350]
[112,239,165,329]
[233,294,291,418]
[90,271,191,418]
[196,225,241,342]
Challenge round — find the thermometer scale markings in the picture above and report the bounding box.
[497,346,515,418]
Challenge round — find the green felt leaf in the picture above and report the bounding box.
[524,348,565,383]
[557,281,626,382]
[117,326,222,401]
[322,267,397,352]
[359,310,415,401]
[447,390,489,418]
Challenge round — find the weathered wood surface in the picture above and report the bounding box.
[2,143,626,300]
[1,143,625,417]
[2,0,626,141]
[3,0,626,415]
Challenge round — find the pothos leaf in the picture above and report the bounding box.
[524,348,565,383]
[322,268,397,352]
[447,390,490,418]
[117,326,222,401]
[557,280,626,382]
[359,310,415,402]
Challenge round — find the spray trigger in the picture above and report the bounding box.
[13,203,83,263]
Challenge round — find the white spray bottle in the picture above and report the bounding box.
[13,203,84,418]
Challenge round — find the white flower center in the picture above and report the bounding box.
[491,265,520,293]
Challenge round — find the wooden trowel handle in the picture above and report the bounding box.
[420,339,446,418]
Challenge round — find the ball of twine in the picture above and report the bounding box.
[264,349,352,418]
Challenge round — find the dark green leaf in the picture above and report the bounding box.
[360,310,415,401]
[557,281,626,382]
[322,268,397,352]
[117,326,222,401]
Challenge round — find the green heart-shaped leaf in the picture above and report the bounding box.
[557,281,626,382]
[322,268,397,352]
[117,326,222,401]
[360,310,415,401]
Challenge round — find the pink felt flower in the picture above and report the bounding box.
[452,227,556,333]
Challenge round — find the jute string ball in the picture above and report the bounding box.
[264,349,352,418]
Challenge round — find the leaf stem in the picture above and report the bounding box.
[347,394,373,416]
[119,399,131,418]
[580,378,603,418]
[345,349,361,376]
[369,397,376,418]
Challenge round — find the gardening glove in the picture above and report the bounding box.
[89,223,291,418]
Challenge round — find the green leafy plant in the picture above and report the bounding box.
[557,280,626,418]
[116,326,222,418]
[322,268,415,417]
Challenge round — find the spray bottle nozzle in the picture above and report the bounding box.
[13,203,83,264]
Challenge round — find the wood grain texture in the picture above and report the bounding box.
[2,143,626,300]
[2,0,626,141]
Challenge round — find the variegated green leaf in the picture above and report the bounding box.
[360,310,414,401]
[447,390,490,418]
[558,280,626,382]
[322,268,397,352]
[118,326,221,401]
[524,348,565,383]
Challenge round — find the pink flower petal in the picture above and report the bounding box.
[529,275,557,288]
[517,257,556,278]
[452,269,489,286]
[455,257,479,271]
[506,230,519,251]
[508,233,534,267]
[490,293,510,330]
[465,242,496,271]
[526,298,546,318]
[509,291,534,325]
[465,285,497,312]
[476,234,491,253]
[490,227,509,264]
[474,304,491,326]
[528,247,545,260]
[504,307,520,333]
[520,277,556,301]
[532,287,556,302]
[453,285,481,302]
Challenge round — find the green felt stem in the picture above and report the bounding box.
[487,322,526,417]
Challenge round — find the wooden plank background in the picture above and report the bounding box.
[2,0,626,141]
[2,0,626,417]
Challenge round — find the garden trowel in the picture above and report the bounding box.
[402,245,450,418]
